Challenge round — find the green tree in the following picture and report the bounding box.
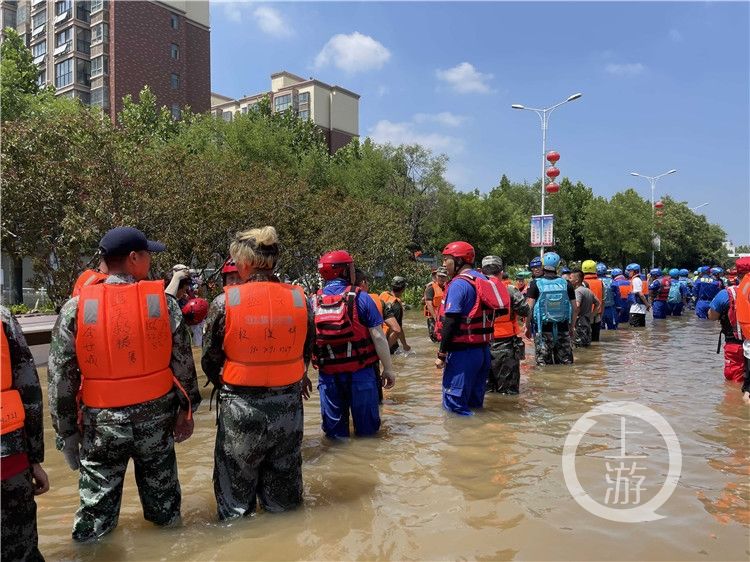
[1,28,42,121]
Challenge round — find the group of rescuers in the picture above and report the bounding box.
[2,225,750,560]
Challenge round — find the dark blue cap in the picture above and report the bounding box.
[529,256,542,267]
[99,227,166,257]
[561,267,571,273]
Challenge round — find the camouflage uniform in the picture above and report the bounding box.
[202,274,314,521]
[533,330,574,365]
[48,274,201,542]
[488,286,529,394]
[1,306,45,562]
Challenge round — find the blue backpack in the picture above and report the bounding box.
[534,277,572,327]
[601,277,615,308]
[667,282,682,304]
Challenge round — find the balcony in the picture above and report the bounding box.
[54,10,70,25]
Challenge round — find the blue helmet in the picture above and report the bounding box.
[710,267,723,275]
[679,269,689,277]
[596,262,607,275]
[650,268,662,277]
[625,263,641,272]
[611,268,623,276]
[699,266,710,274]
[669,268,680,278]
[529,256,542,268]
[542,252,561,270]
[561,266,571,274]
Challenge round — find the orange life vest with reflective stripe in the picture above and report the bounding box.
[75,281,174,408]
[491,278,519,339]
[72,269,108,297]
[1,326,26,435]
[223,282,308,387]
[423,282,444,317]
[735,275,750,337]
[584,275,603,311]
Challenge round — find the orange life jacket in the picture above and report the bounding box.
[380,291,402,332]
[423,282,444,317]
[369,293,384,317]
[584,274,603,311]
[75,281,174,408]
[735,275,750,338]
[223,282,308,387]
[72,269,108,297]
[502,279,513,287]
[1,325,25,435]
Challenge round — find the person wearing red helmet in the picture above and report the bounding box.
[437,241,499,415]
[221,258,241,287]
[708,257,750,398]
[312,250,396,437]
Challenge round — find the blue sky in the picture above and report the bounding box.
[210,1,750,245]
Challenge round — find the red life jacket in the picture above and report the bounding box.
[725,286,743,342]
[312,286,378,374]
[1,326,26,436]
[439,272,508,346]
[654,276,672,301]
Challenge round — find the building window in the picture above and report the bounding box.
[90,85,108,108]
[76,58,90,86]
[77,90,90,105]
[170,73,180,90]
[91,54,107,77]
[222,111,232,122]
[31,9,46,28]
[55,0,71,16]
[241,106,248,114]
[170,43,179,60]
[90,0,105,13]
[91,22,107,44]
[55,28,72,54]
[171,104,181,120]
[170,13,179,29]
[76,1,90,22]
[274,94,291,113]
[31,40,47,58]
[37,69,47,88]
[297,91,310,120]
[76,28,90,55]
[54,58,73,88]
[298,110,310,121]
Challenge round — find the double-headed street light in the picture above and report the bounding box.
[629,169,677,269]
[512,93,583,257]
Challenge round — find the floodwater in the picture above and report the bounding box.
[34,312,748,561]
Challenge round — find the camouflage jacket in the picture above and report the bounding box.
[507,285,530,320]
[202,274,315,386]
[1,306,45,463]
[48,273,201,444]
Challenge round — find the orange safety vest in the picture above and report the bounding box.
[493,306,519,339]
[72,269,108,297]
[1,326,25,435]
[369,293,384,317]
[584,274,603,310]
[735,275,750,337]
[380,291,402,332]
[223,282,308,387]
[75,281,174,408]
[423,282,444,317]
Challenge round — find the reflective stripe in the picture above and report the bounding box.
[83,299,98,325]
[487,279,504,308]
[291,288,304,308]
[228,287,241,307]
[146,294,161,318]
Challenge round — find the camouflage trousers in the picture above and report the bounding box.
[533,329,574,366]
[214,383,303,521]
[575,316,592,347]
[1,468,44,561]
[488,337,525,394]
[74,394,181,542]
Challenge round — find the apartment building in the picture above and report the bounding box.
[211,71,360,153]
[10,0,210,120]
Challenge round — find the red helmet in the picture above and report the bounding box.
[736,257,750,275]
[181,298,209,325]
[318,250,353,281]
[442,241,475,264]
[221,258,238,274]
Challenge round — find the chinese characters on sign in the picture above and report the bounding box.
[530,214,554,247]
[604,417,647,506]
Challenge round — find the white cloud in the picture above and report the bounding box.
[253,6,292,37]
[413,111,466,127]
[368,120,462,154]
[435,62,493,94]
[219,0,243,23]
[605,62,645,76]
[669,28,683,42]
[314,32,391,73]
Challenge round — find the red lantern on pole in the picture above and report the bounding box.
[654,201,664,209]
[546,150,560,164]
[546,166,560,179]
[545,182,560,194]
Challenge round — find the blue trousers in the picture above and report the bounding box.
[318,367,380,438]
[652,300,669,319]
[695,300,711,319]
[601,306,618,330]
[616,307,630,324]
[442,346,491,416]
[668,302,683,316]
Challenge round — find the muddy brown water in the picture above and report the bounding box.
[34,312,748,561]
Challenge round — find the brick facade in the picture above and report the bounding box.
[109,1,209,120]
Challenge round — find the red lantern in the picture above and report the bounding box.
[545,182,560,194]
[654,201,664,209]
[546,151,560,164]
[546,166,560,179]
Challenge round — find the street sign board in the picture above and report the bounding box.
[531,214,554,247]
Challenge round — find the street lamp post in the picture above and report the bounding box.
[690,202,709,212]
[629,169,677,269]
[512,93,582,257]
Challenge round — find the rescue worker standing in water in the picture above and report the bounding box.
[48,227,201,543]
[1,306,49,561]
[611,268,631,324]
[424,267,448,342]
[581,260,604,341]
[202,226,314,521]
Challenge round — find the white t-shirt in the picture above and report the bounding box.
[629,277,647,314]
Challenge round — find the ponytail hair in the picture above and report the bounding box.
[230,226,280,271]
